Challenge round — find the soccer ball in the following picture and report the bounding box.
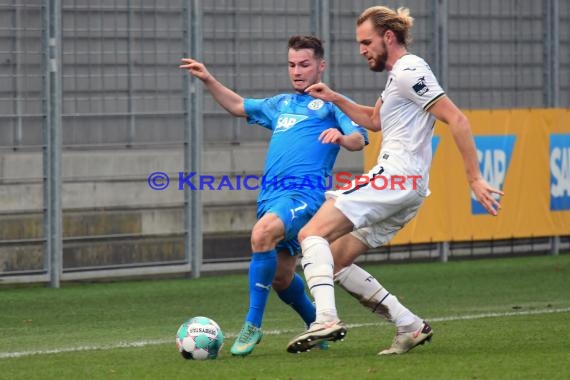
[176,316,224,360]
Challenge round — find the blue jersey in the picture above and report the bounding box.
[244,93,368,204]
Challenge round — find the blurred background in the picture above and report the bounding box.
[0,0,568,287]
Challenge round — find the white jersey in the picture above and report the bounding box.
[378,54,445,196]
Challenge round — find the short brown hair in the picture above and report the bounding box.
[288,35,324,59]
[357,6,414,47]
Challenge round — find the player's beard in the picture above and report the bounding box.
[369,41,388,72]
[293,78,317,94]
[294,83,309,94]
[295,84,308,93]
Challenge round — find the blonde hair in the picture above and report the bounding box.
[357,6,414,47]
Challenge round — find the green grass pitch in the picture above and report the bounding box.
[1,254,569,380]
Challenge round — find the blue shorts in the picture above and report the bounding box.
[257,196,321,256]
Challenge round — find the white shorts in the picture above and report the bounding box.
[326,163,426,248]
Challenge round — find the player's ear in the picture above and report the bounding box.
[384,30,395,44]
[318,58,326,73]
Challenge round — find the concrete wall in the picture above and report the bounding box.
[0,144,364,272]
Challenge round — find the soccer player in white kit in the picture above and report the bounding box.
[287,6,504,355]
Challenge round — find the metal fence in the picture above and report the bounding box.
[2,0,567,148]
[0,0,568,286]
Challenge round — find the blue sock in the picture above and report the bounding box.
[276,272,316,327]
[245,250,277,328]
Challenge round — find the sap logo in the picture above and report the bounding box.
[550,134,570,210]
[471,135,516,215]
[275,113,308,133]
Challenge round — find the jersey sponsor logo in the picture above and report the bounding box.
[275,113,308,133]
[403,67,416,71]
[550,134,570,210]
[471,135,516,215]
[412,76,429,96]
[307,99,325,110]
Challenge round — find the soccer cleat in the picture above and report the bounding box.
[230,322,263,357]
[286,320,347,353]
[378,321,433,355]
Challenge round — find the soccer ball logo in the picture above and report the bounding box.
[176,316,224,360]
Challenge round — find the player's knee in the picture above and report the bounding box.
[251,224,277,252]
[298,225,316,243]
[298,227,330,245]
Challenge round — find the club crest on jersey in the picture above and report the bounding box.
[412,76,429,96]
[308,99,324,110]
[275,113,308,133]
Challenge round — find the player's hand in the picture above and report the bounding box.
[305,83,340,102]
[319,128,343,145]
[179,58,212,82]
[470,177,504,216]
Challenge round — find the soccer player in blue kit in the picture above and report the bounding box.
[180,35,368,356]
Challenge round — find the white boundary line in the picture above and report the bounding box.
[1,307,568,360]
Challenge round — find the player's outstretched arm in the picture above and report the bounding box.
[428,96,503,216]
[305,83,380,131]
[180,58,246,117]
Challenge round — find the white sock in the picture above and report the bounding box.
[301,236,337,323]
[335,264,421,331]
